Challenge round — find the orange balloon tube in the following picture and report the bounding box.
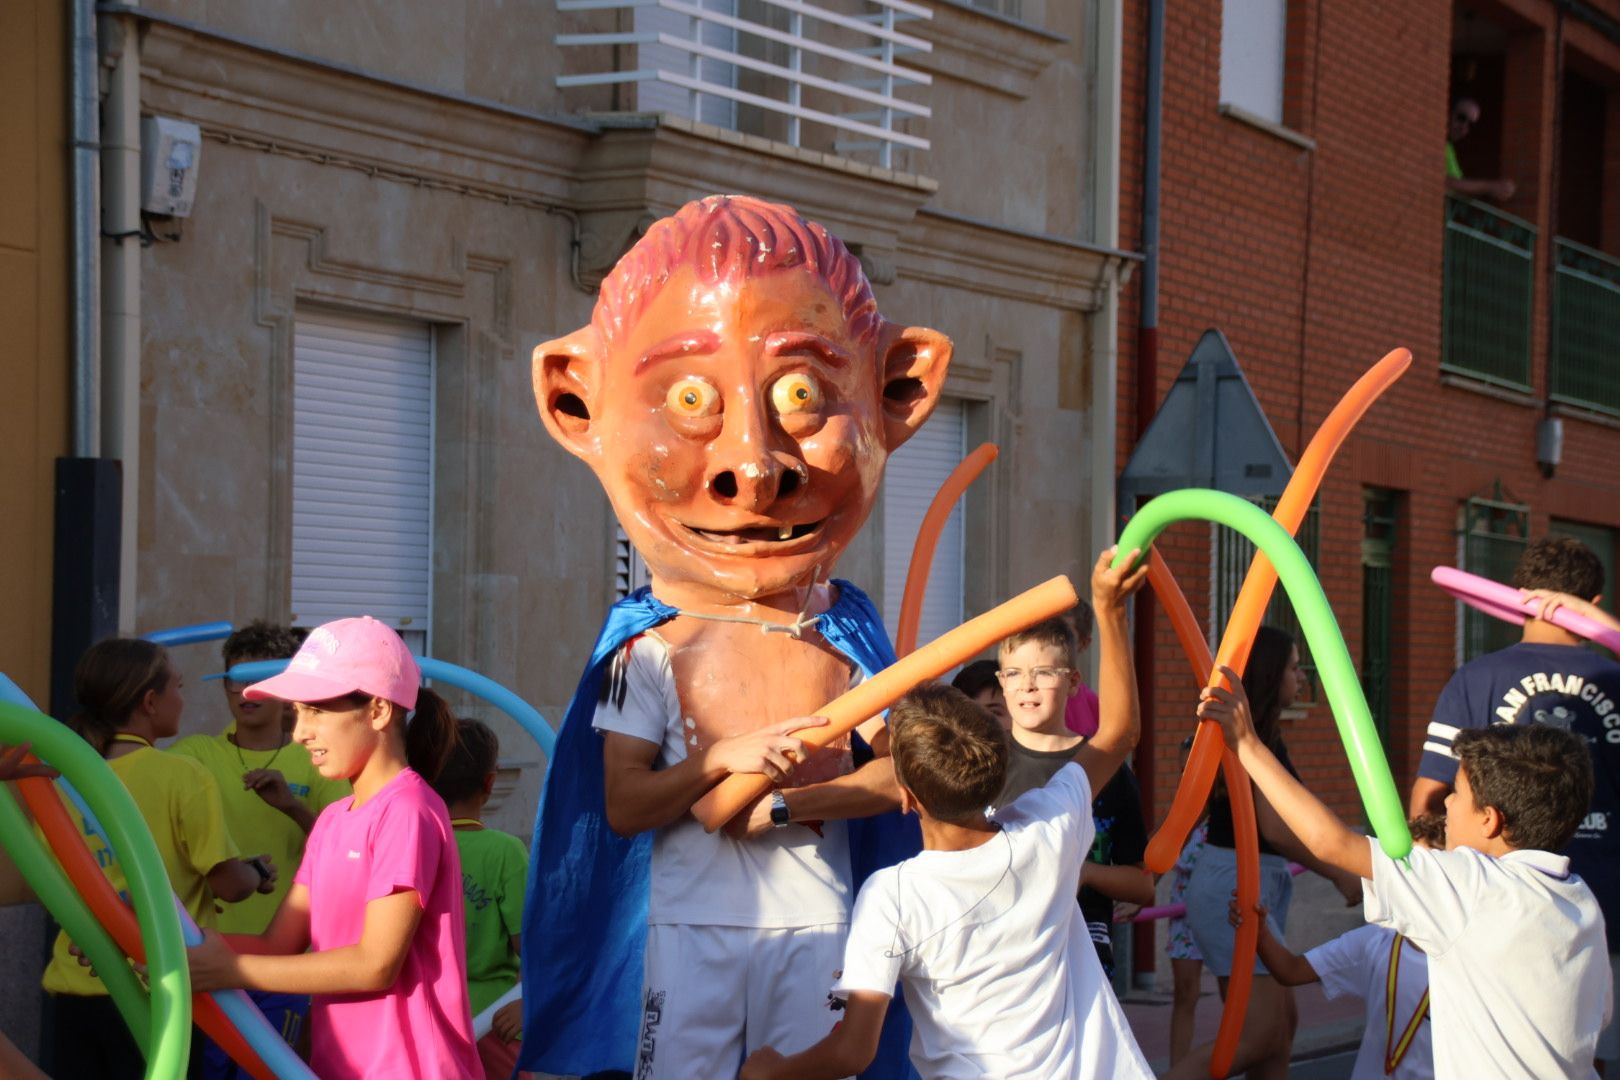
[894,443,999,658]
[693,574,1080,831]
[1141,551,1264,1078]
[1213,747,1262,1079]
[1144,347,1412,871]
[1143,551,1225,873]
[18,775,275,1080]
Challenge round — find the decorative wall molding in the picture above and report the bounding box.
[910,1,1066,100]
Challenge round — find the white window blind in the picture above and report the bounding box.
[1220,0,1287,123]
[634,0,739,129]
[292,310,433,647]
[883,399,966,650]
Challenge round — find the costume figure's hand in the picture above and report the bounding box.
[1092,547,1148,617]
[704,716,829,785]
[1197,666,1257,749]
[243,768,298,813]
[724,791,777,840]
[492,999,524,1043]
[740,1046,786,1079]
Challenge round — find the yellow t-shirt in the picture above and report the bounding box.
[168,732,351,933]
[43,747,239,995]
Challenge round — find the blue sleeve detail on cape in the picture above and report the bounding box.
[518,581,921,1079]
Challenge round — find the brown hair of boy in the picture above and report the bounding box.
[1512,535,1604,600]
[1407,813,1447,849]
[889,684,1008,823]
[222,620,307,667]
[71,638,173,756]
[998,617,1079,667]
[1453,724,1593,852]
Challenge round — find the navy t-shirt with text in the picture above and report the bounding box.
[1419,641,1620,948]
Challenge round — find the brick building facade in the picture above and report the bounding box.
[1115,0,1620,834]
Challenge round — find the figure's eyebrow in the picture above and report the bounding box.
[635,331,723,374]
[765,331,852,369]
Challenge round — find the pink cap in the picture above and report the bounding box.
[244,616,420,709]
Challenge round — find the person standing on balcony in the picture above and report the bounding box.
[1445,97,1516,202]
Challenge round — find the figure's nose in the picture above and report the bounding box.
[707,450,806,511]
[705,403,804,512]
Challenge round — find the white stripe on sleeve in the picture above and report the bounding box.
[1427,722,1462,741]
[1421,740,1456,759]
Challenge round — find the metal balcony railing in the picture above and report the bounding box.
[1441,195,1537,391]
[556,0,932,168]
[1551,237,1620,417]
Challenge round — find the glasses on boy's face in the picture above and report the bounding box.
[994,666,1073,689]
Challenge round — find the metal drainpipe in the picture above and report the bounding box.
[1129,0,1165,983]
[101,13,143,633]
[70,0,101,457]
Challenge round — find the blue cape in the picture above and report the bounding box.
[519,582,921,1077]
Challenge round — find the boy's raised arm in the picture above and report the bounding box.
[1075,547,1149,795]
[1198,666,1372,881]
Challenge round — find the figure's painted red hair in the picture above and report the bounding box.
[592,195,881,346]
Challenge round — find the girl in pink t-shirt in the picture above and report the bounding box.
[187,616,482,1079]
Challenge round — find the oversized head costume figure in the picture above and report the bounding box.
[519,195,952,1078]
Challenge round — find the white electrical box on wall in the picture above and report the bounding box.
[140,116,202,217]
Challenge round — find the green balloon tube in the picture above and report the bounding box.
[0,783,153,1052]
[0,703,192,1078]
[1115,489,1413,861]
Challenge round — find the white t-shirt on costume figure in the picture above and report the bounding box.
[591,632,854,928]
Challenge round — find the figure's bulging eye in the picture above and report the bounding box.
[771,373,823,415]
[666,377,720,418]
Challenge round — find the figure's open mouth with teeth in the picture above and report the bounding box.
[670,517,828,553]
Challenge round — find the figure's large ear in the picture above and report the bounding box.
[880,324,953,451]
[533,326,605,463]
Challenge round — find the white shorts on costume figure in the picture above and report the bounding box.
[632,922,848,1079]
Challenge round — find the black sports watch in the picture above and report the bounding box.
[770,790,791,828]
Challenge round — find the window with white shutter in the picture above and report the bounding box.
[1220,0,1287,124]
[882,399,966,650]
[292,310,433,653]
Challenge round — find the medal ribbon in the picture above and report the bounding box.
[1384,933,1429,1074]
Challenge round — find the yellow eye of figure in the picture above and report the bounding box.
[771,373,822,415]
[666,378,719,418]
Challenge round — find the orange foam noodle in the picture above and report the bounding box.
[692,574,1080,832]
[18,772,276,1080]
[894,443,999,659]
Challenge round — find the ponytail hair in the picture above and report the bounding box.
[71,638,173,756]
[404,687,460,783]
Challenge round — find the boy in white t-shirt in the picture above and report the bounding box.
[741,548,1153,1080]
[1236,813,1447,1080]
[1200,666,1614,1078]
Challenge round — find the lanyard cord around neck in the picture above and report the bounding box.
[1384,933,1430,1074]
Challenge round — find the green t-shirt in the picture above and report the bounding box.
[453,825,530,1015]
[168,732,350,933]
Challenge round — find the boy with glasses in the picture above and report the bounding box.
[992,617,1153,975]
